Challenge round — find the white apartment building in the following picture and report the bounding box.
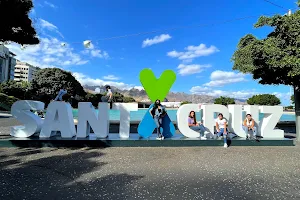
[0,45,16,82]
[14,61,39,82]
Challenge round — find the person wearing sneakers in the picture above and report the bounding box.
[149,99,167,140]
[242,114,257,140]
[215,113,228,148]
[188,111,207,140]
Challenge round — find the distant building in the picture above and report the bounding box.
[0,45,16,82]
[14,61,39,82]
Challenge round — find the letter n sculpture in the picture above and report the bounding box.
[138,68,176,138]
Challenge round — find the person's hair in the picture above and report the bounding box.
[105,85,111,90]
[152,99,161,115]
[218,113,223,117]
[246,113,252,121]
[189,111,197,124]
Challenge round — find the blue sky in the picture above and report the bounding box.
[7,0,298,105]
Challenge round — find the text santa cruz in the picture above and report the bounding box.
[10,100,284,139]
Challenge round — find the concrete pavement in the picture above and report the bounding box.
[1,146,300,200]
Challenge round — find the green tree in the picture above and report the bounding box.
[0,0,39,45]
[214,96,235,106]
[180,101,191,106]
[31,68,86,102]
[231,1,300,139]
[247,94,281,105]
[1,80,30,99]
[0,93,19,111]
[291,95,295,104]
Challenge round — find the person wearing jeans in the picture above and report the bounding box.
[188,111,206,140]
[215,113,228,148]
[149,99,166,140]
[54,87,67,101]
[242,114,257,139]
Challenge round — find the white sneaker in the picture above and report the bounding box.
[224,143,228,148]
[156,137,162,140]
[161,136,164,140]
[200,136,207,140]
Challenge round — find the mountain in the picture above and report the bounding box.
[83,85,248,104]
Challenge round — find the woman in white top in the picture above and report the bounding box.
[242,114,257,139]
[215,113,228,148]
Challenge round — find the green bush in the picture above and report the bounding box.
[0,93,19,111]
[180,101,191,106]
[247,94,281,105]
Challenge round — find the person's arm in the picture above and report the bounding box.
[188,118,195,127]
[243,119,247,127]
[216,120,220,132]
[224,120,227,133]
[149,107,154,117]
[161,106,167,117]
[109,92,112,100]
[250,120,255,129]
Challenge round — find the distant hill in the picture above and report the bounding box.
[83,85,248,105]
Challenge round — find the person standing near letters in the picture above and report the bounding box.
[215,113,228,148]
[149,99,167,140]
[101,85,113,109]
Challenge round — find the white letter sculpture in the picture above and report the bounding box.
[228,105,245,137]
[259,106,284,138]
[112,103,138,138]
[97,102,110,138]
[202,104,230,134]
[77,102,108,138]
[10,100,44,137]
[40,102,76,138]
[177,104,201,138]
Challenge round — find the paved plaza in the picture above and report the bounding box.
[1,115,300,199]
[1,146,300,200]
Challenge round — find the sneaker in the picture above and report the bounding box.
[161,136,165,140]
[156,137,162,140]
[200,136,207,140]
[224,143,228,148]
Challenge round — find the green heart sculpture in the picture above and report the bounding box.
[139,68,176,102]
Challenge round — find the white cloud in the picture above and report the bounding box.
[73,72,139,90]
[39,19,64,38]
[44,1,57,8]
[142,34,171,48]
[81,44,109,59]
[190,86,291,102]
[167,43,219,62]
[204,70,247,87]
[177,64,211,76]
[7,37,89,68]
[103,75,120,81]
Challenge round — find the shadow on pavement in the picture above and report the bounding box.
[0,149,144,200]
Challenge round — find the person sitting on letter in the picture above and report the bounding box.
[149,99,167,140]
[242,114,257,140]
[215,113,228,148]
[101,85,113,109]
[188,111,206,140]
[54,86,67,101]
